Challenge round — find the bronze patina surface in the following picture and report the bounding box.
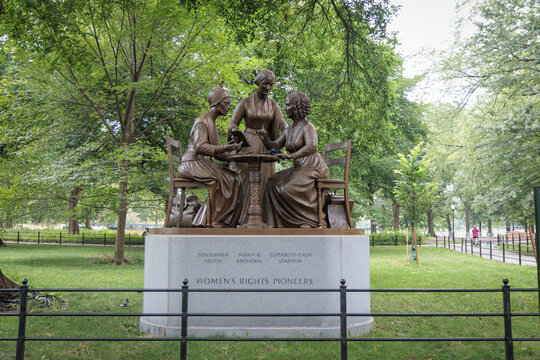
[229,154,279,228]
[228,69,288,225]
[175,87,243,228]
[257,92,329,228]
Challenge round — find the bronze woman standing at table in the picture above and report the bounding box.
[229,69,287,224]
[257,91,329,228]
[178,87,243,227]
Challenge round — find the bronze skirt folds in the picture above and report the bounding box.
[263,153,329,228]
[177,159,242,227]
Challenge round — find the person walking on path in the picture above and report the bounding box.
[472,225,480,246]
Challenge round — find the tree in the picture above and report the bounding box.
[394,144,438,263]
[1,0,250,263]
[438,0,540,226]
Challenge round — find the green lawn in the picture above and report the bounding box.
[1,245,539,359]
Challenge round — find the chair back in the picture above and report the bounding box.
[165,134,183,181]
[323,139,352,184]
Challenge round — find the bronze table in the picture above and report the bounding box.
[229,154,279,228]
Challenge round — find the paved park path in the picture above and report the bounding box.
[430,238,537,266]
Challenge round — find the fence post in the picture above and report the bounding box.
[490,241,492,260]
[443,236,446,248]
[340,279,347,360]
[503,241,506,263]
[82,233,85,246]
[502,279,514,360]
[59,232,62,246]
[453,236,455,250]
[16,279,28,360]
[180,279,189,360]
[479,240,482,258]
[526,234,529,253]
[461,238,464,252]
[518,241,521,266]
[497,234,500,245]
[512,233,514,248]
[471,239,474,254]
[128,233,131,247]
[17,231,20,244]
[104,232,106,246]
[436,236,438,247]
[37,231,40,244]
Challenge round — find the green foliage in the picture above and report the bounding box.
[429,0,540,227]
[0,0,413,233]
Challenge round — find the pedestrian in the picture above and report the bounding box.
[472,225,480,246]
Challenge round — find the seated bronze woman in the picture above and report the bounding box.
[257,91,329,228]
[178,88,243,227]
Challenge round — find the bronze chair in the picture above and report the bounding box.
[316,139,352,228]
[164,134,210,227]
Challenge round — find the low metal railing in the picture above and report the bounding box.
[369,234,422,246]
[1,231,143,246]
[435,235,537,265]
[1,279,539,360]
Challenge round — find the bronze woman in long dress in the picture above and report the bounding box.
[228,69,288,224]
[178,88,243,227]
[257,92,329,228]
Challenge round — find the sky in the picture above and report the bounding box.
[387,0,460,103]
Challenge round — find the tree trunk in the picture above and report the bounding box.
[115,158,128,265]
[85,215,91,230]
[446,213,452,237]
[0,269,18,302]
[427,207,435,237]
[464,199,470,236]
[413,222,418,264]
[114,86,136,265]
[488,219,493,236]
[68,187,82,234]
[370,194,376,234]
[479,221,482,236]
[381,204,386,231]
[392,199,399,230]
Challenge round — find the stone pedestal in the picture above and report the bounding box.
[140,228,372,337]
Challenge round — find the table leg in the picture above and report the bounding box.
[244,161,267,228]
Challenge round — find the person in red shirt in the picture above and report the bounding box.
[472,225,480,246]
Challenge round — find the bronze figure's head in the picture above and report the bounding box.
[208,87,231,116]
[254,69,275,95]
[285,91,311,120]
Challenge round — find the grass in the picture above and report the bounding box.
[1,244,539,359]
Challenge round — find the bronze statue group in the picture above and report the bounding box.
[176,69,329,228]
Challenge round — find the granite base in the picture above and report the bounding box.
[140,231,372,337]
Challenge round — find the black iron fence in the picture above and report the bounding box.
[1,231,144,246]
[1,279,539,360]
[435,235,537,266]
[369,234,422,246]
